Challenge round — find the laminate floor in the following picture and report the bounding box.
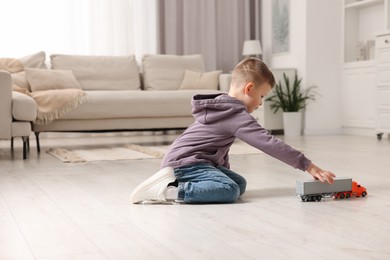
[0,133,389,260]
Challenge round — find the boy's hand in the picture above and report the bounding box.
[307,163,336,184]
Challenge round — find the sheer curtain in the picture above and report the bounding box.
[0,0,157,61]
[1,0,260,69]
[65,0,157,61]
[157,0,261,72]
[0,0,68,57]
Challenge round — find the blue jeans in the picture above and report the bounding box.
[174,163,247,203]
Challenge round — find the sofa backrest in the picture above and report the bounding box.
[142,54,205,91]
[50,54,140,91]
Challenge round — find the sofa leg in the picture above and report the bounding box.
[22,137,28,159]
[11,137,14,150]
[35,132,41,153]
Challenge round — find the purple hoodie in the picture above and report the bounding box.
[161,93,311,171]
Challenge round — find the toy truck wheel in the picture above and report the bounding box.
[346,193,351,198]
[307,196,316,202]
[340,193,345,199]
[362,191,367,197]
[316,195,322,201]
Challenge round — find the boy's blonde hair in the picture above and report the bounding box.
[231,58,275,88]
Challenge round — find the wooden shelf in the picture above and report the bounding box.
[345,0,383,9]
[343,60,376,68]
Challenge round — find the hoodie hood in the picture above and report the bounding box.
[191,93,247,124]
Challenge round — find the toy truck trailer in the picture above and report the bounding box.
[296,178,367,202]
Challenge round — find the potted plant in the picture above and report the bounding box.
[266,72,317,136]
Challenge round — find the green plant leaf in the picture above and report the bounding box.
[265,72,318,113]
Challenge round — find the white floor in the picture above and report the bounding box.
[0,133,389,260]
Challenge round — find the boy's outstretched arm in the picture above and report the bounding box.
[307,163,336,184]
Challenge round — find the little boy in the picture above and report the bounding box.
[130,58,335,204]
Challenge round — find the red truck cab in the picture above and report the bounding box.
[334,181,367,199]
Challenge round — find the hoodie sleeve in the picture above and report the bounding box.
[233,115,311,171]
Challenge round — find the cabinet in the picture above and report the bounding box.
[375,33,390,139]
[342,63,377,128]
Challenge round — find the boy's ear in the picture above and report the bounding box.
[244,82,254,95]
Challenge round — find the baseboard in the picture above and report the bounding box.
[341,127,378,138]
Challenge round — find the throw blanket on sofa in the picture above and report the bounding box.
[0,58,24,73]
[12,84,87,125]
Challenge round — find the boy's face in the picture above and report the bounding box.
[244,82,272,113]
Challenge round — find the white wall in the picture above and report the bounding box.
[305,0,343,135]
[262,0,343,135]
[262,1,307,73]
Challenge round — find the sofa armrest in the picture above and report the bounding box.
[219,73,232,93]
[0,70,13,138]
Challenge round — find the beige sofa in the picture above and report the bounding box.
[2,52,230,153]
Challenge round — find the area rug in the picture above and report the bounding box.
[47,147,157,163]
[47,141,264,163]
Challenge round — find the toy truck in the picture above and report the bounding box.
[296,178,367,202]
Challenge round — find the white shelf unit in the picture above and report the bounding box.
[342,0,390,137]
[343,0,388,63]
[375,33,390,139]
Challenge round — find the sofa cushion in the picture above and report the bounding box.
[179,70,222,90]
[12,91,37,121]
[50,54,140,91]
[19,51,47,69]
[0,51,47,74]
[12,71,30,90]
[25,69,82,92]
[62,89,221,120]
[0,52,48,91]
[142,54,205,91]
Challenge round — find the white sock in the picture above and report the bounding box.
[164,186,179,201]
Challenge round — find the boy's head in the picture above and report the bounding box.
[229,58,275,113]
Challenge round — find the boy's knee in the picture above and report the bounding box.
[225,182,241,202]
[239,179,247,196]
